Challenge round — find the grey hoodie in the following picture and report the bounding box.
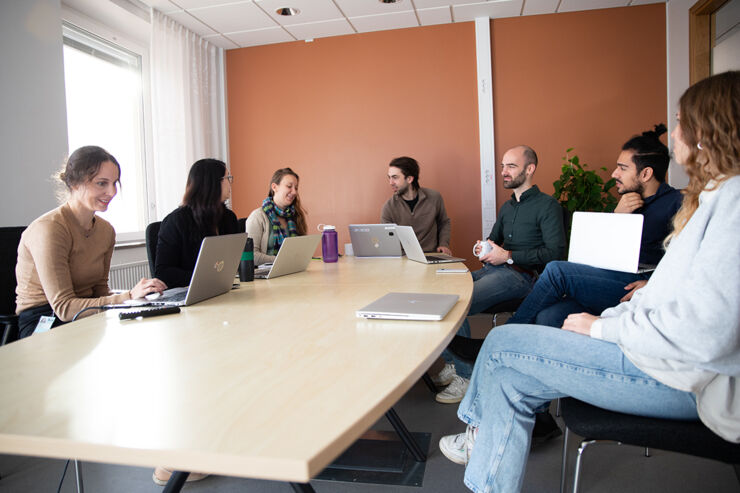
[595,175,740,442]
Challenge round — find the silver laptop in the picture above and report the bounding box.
[349,224,402,257]
[568,212,653,273]
[255,234,321,279]
[356,292,459,321]
[395,225,466,264]
[150,232,247,306]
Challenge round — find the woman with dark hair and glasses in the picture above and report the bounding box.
[245,167,308,266]
[15,145,166,339]
[154,159,240,289]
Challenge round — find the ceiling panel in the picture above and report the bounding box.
[418,6,453,26]
[227,26,295,47]
[334,0,411,18]
[203,33,240,49]
[256,0,344,25]
[454,0,523,22]
[522,0,560,16]
[187,1,275,32]
[284,18,355,40]
[414,0,488,7]
[166,10,217,36]
[169,0,246,8]
[144,0,180,13]
[350,11,419,33]
[558,0,629,13]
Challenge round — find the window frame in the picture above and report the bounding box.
[60,7,155,244]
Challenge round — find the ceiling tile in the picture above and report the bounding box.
[166,10,218,36]
[417,6,452,26]
[558,0,629,13]
[227,26,295,47]
[284,18,354,40]
[187,1,275,32]
[414,0,484,7]
[453,0,523,22]
[256,0,343,25]
[349,10,419,33]
[522,0,560,16]
[203,33,240,49]
[141,0,181,13]
[169,0,246,8]
[334,0,411,17]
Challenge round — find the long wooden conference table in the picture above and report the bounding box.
[0,256,472,491]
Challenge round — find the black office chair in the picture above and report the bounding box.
[559,397,740,493]
[145,221,161,278]
[0,226,26,345]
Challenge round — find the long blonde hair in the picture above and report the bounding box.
[667,71,740,242]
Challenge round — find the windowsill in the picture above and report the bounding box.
[115,240,146,249]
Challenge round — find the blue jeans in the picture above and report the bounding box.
[508,261,651,328]
[457,324,698,493]
[442,264,535,379]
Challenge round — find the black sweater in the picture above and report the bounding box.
[155,206,240,288]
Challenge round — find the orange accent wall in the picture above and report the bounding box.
[226,23,481,257]
[491,4,667,209]
[226,4,667,263]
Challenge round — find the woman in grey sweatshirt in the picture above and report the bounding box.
[439,70,740,493]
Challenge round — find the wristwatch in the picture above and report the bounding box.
[506,252,514,265]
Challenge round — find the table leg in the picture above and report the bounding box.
[162,471,188,493]
[385,408,426,462]
[290,482,316,492]
[74,460,84,493]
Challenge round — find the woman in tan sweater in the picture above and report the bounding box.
[15,146,166,338]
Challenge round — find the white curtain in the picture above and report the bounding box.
[150,10,226,220]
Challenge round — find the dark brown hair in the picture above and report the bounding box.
[268,167,307,235]
[182,159,229,236]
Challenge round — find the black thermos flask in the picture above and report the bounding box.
[239,237,254,282]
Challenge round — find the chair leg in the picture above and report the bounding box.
[559,427,570,493]
[556,397,561,417]
[422,373,439,394]
[74,460,84,493]
[644,447,650,457]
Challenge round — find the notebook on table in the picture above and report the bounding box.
[395,225,466,264]
[568,212,654,273]
[349,224,402,257]
[356,292,459,321]
[149,232,247,306]
[254,234,321,279]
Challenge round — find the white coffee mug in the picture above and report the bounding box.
[474,241,493,258]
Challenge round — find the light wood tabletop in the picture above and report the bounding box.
[0,257,472,484]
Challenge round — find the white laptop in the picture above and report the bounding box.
[349,224,402,257]
[149,232,247,306]
[255,234,321,279]
[395,225,466,264]
[568,212,653,273]
[356,292,459,321]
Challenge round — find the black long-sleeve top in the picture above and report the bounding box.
[155,206,239,288]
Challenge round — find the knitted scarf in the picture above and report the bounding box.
[262,196,298,255]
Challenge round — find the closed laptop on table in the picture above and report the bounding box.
[356,292,459,321]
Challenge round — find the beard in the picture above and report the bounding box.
[617,180,644,196]
[503,172,527,189]
[395,182,410,196]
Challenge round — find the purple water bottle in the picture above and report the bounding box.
[321,225,338,263]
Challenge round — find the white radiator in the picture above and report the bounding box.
[109,261,150,291]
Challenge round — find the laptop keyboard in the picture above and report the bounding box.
[159,288,188,302]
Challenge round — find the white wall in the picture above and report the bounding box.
[0,0,69,226]
[666,0,692,189]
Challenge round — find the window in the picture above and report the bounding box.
[62,23,151,240]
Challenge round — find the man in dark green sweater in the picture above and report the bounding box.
[434,145,566,403]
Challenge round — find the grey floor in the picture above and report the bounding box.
[2,316,738,493]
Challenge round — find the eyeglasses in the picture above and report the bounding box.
[222,175,234,184]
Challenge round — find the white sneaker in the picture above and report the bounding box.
[432,363,457,387]
[435,375,469,404]
[439,425,477,465]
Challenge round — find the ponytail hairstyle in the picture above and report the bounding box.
[182,159,228,236]
[668,70,740,242]
[56,146,121,202]
[268,167,307,235]
[621,124,670,182]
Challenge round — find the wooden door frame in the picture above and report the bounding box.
[689,0,730,83]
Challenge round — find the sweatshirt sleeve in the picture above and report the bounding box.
[599,190,740,367]
[26,221,129,321]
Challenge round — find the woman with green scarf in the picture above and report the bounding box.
[245,167,308,266]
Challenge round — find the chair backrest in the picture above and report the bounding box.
[145,221,161,278]
[0,226,26,315]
